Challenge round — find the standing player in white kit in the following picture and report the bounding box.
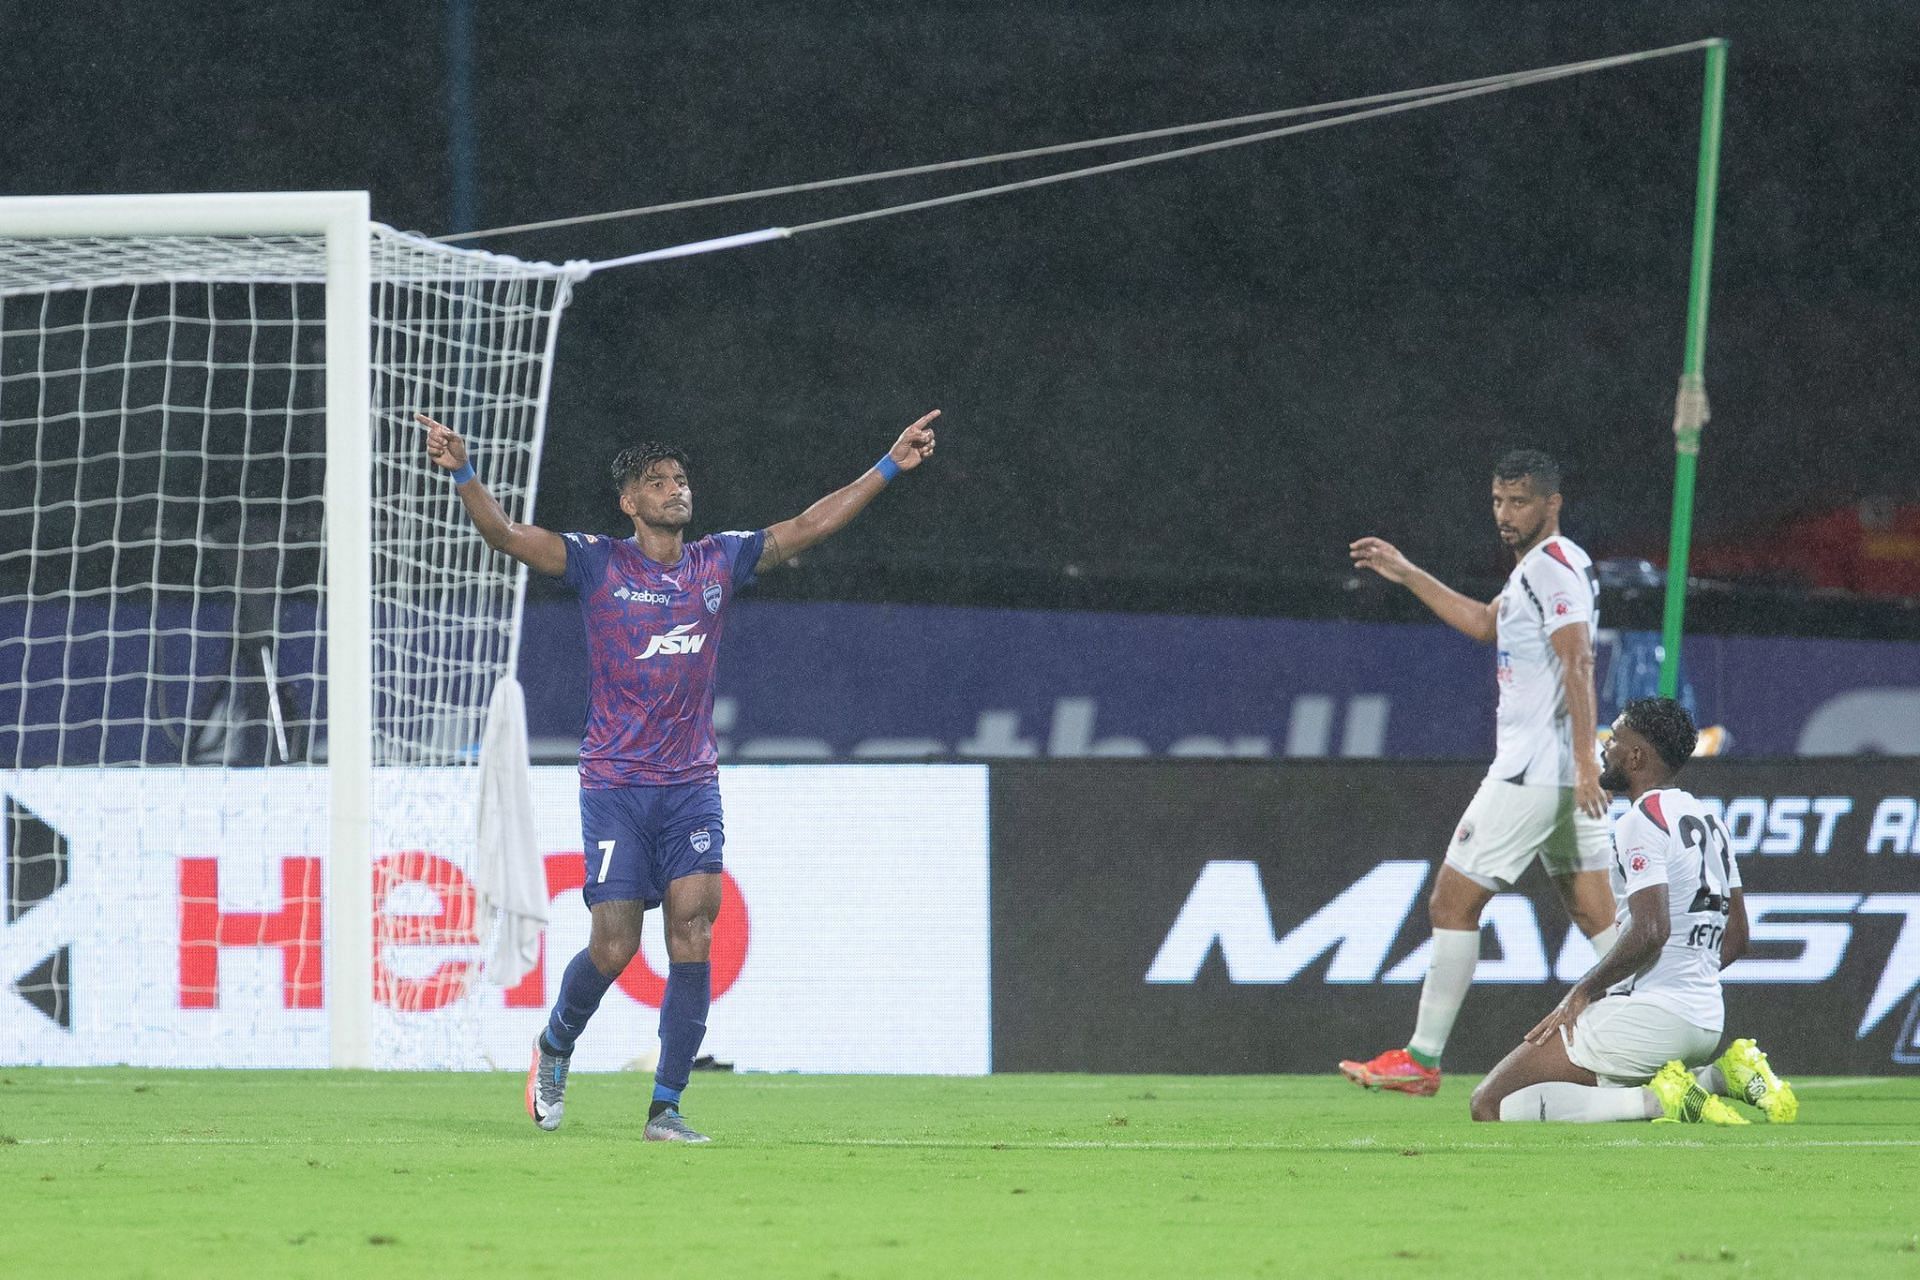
[1340,450,1616,1096]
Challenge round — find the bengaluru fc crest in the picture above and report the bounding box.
[690,828,712,855]
[703,583,723,614]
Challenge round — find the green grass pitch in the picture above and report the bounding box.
[4,1070,1917,1278]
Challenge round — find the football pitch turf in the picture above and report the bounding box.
[4,1070,1917,1278]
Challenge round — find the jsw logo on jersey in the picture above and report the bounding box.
[1145,858,1920,1040]
[636,622,707,660]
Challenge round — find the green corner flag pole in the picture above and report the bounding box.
[1659,39,1729,697]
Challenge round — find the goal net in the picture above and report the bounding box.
[0,193,584,1067]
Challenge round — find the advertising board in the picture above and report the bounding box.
[1,765,991,1073]
[989,760,1920,1075]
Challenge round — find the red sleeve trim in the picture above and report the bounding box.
[1543,541,1576,573]
[1638,792,1670,833]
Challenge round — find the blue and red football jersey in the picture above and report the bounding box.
[558,529,764,787]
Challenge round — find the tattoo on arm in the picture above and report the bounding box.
[762,529,786,570]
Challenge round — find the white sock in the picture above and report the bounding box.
[1693,1064,1728,1095]
[1408,928,1480,1062]
[1498,1082,1664,1123]
[1587,923,1620,956]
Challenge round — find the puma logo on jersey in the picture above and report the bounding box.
[636,622,707,660]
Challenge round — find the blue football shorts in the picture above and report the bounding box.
[577,779,725,908]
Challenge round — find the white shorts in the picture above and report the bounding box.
[1562,995,1723,1087]
[1443,778,1609,891]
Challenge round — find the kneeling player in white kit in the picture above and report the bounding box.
[1470,697,1798,1125]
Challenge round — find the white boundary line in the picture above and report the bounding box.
[9,1134,1919,1151]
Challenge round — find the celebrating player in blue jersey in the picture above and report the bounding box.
[420,407,939,1141]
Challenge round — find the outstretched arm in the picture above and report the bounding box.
[1349,536,1498,643]
[757,410,939,573]
[417,413,568,577]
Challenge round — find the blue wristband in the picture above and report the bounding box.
[450,461,475,486]
[874,454,901,482]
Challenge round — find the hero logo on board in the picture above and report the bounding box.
[1144,859,1920,1047]
[176,852,750,1013]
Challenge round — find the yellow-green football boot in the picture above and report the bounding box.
[1649,1060,1750,1125]
[1716,1038,1797,1123]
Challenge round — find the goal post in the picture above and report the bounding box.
[0,192,582,1069]
[323,197,375,1069]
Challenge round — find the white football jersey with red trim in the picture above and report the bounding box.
[1487,534,1600,787]
[1605,787,1744,1031]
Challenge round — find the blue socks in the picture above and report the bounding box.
[543,949,616,1056]
[544,951,712,1117]
[653,961,711,1106]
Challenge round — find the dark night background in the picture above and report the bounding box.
[5,1,1916,625]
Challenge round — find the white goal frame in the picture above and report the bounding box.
[0,192,378,1065]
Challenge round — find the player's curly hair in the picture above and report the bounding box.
[609,442,691,494]
[1493,448,1562,495]
[1621,696,1698,772]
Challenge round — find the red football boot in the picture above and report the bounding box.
[1338,1047,1441,1096]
